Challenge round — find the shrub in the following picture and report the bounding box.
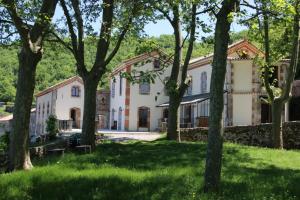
[46,115,59,140]
[0,132,9,152]
[69,133,82,147]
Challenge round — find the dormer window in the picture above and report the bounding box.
[71,86,80,97]
[153,59,160,69]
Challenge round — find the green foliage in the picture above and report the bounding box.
[0,31,253,102]
[0,140,299,199]
[0,132,9,152]
[46,115,58,140]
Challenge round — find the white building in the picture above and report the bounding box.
[35,76,84,135]
[0,108,36,136]
[32,39,300,135]
[110,52,173,131]
[109,39,299,132]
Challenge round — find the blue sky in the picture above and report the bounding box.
[144,20,246,37]
[54,6,247,38]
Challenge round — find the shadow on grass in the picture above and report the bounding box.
[1,140,299,200]
[35,140,208,170]
[27,173,202,200]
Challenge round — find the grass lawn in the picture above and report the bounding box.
[0,140,299,200]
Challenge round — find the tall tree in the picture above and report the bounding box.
[204,0,240,192]
[152,0,209,140]
[55,0,147,150]
[0,0,58,171]
[243,0,300,149]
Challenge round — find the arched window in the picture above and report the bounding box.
[186,77,192,96]
[119,73,123,96]
[139,82,150,94]
[164,77,170,96]
[111,109,116,129]
[71,86,80,97]
[201,72,207,93]
[118,107,122,130]
[111,80,115,98]
[138,107,150,128]
[47,102,50,115]
[42,103,45,116]
[153,59,160,69]
[38,104,41,117]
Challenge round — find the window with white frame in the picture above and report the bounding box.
[119,74,123,96]
[42,103,45,116]
[200,100,209,116]
[71,86,80,97]
[201,72,207,93]
[153,59,160,69]
[47,102,50,115]
[186,77,192,96]
[111,80,116,98]
[38,104,41,117]
[139,82,150,94]
[164,77,169,96]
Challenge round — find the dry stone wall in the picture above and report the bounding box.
[180,122,300,149]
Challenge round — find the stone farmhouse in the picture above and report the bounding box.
[34,76,110,135]
[109,39,300,131]
[3,39,299,136]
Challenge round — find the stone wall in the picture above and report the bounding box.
[180,121,300,149]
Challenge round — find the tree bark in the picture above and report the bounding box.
[81,75,99,150]
[204,0,239,192]
[8,47,41,171]
[271,100,284,149]
[261,0,300,149]
[166,6,182,140]
[167,95,180,140]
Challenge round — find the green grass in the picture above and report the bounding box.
[0,106,10,117]
[0,140,299,200]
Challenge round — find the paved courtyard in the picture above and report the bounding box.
[98,130,163,142]
[60,129,163,142]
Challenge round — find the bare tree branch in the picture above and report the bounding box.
[47,30,74,53]
[2,0,29,41]
[180,3,197,96]
[60,0,78,56]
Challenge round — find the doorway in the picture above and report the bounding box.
[118,107,122,130]
[138,107,150,131]
[70,108,81,128]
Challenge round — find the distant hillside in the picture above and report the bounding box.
[0,30,251,103]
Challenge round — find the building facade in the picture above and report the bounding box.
[32,40,300,134]
[35,76,85,135]
[109,40,299,132]
[110,52,173,131]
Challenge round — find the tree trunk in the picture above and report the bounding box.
[204,0,238,192]
[271,100,284,149]
[81,76,98,150]
[167,95,180,140]
[8,47,41,171]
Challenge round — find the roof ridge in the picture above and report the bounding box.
[35,75,83,97]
